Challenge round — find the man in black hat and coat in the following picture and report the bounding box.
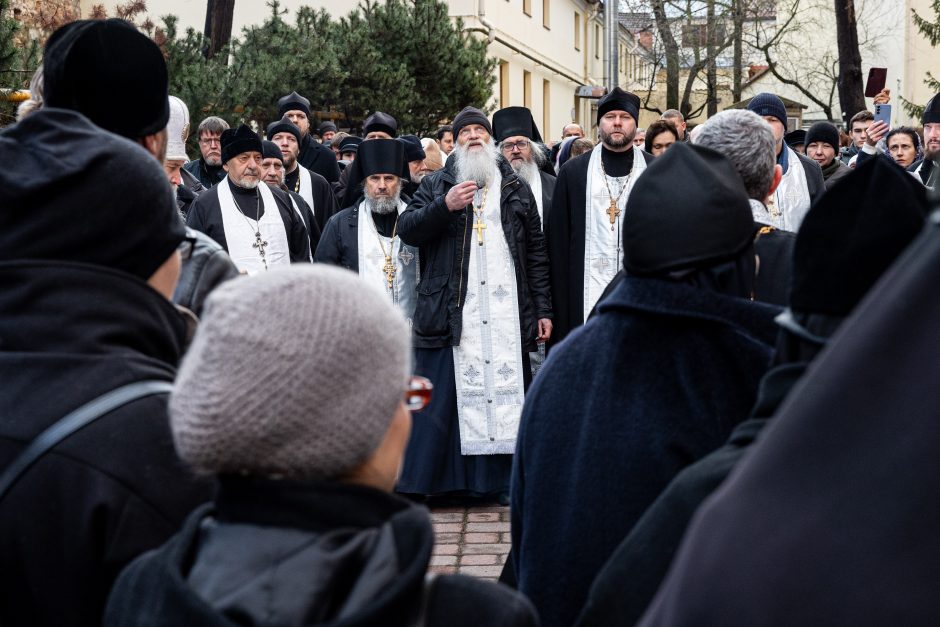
[276,91,340,183]
[336,111,400,205]
[547,87,655,348]
[267,116,338,233]
[187,125,311,273]
[576,156,928,627]
[260,140,319,259]
[511,143,780,627]
[0,22,214,627]
[638,159,935,627]
[396,106,552,500]
[315,139,420,324]
[493,106,555,231]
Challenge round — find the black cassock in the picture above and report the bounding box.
[546,147,654,348]
[186,178,312,263]
[297,133,340,184]
[314,204,398,271]
[284,165,340,233]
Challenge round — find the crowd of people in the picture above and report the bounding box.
[3,16,940,627]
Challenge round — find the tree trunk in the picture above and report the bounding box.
[706,0,717,116]
[732,0,744,102]
[833,0,865,124]
[651,0,680,110]
[203,0,236,59]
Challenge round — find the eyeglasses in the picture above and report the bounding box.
[405,376,433,412]
[500,140,530,152]
[177,237,197,261]
[199,137,221,146]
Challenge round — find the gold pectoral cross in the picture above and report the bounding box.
[607,200,621,230]
[473,219,486,245]
[382,254,396,289]
[252,231,269,270]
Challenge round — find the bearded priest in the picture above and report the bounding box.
[395,107,552,502]
[547,88,654,348]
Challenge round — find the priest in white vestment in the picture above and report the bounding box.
[396,107,553,501]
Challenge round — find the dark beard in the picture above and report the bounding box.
[599,127,635,149]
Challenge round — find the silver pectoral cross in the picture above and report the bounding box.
[252,231,269,270]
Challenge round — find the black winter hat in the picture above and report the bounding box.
[357,139,405,178]
[785,129,806,147]
[596,87,640,125]
[221,125,263,163]
[790,156,927,316]
[266,117,301,144]
[493,106,544,143]
[261,140,283,162]
[318,121,338,135]
[277,91,311,118]
[43,19,169,138]
[340,136,363,153]
[452,106,492,140]
[805,122,840,150]
[397,135,426,162]
[922,93,940,125]
[747,93,788,131]
[0,108,184,281]
[623,142,756,274]
[363,111,398,137]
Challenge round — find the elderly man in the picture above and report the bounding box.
[0,19,213,627]
[694,109,792,306]
[747,92,824,232]
[398,134,428,198]
[187,125,311,273]
[164,96,197,217]
[318,120,337,145]
[183,116,229,189]
[661,108,687,141]
[260,140,319,258]
[276,91,340,183]
[805,121,851,189]
[493,106,555,228]
[396,106,552,501]
[315,139,420,323]
[548,87,655,347]
[512,143,779,627]
[267,116,338,232]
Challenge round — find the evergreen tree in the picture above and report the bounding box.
[905,0,940,119]
[0,0,21,125]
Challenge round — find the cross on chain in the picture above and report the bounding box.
[382,255,396,290]
[472,219,486,245]
[252,231,269,270]
[606,199,621,229]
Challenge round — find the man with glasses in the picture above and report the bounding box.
[183,116,229,189]
[493,106,555,230]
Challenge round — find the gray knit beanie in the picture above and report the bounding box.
[169,265,412,480]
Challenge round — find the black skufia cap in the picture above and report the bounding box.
[493,106,543,143]
[596,87,641,125]
[340,136,363,153]
[43,19,169,138]
[363,111,398,137]
[397,135,426,162]
[790,156,927,316]
[922,93,940,125]
[221,125,263,163]
[266,116,301,143]
[357,139,405,178]
[277,91,311,118]
[785,129,807,147]
[261,140,283,162]
[624,142,756,275]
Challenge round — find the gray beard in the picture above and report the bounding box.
[454,140,500,187]
[512,159,540,187]
[367,190,401,215]
[231,176,260,190]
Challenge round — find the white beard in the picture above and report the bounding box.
[366,188,402,215]
[512,159,540,188]
[454,140,500,187]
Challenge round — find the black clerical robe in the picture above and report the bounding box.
[182,158,225,189]
[538,170,555,230]
[186,178,311,263]
[546,147,655,348]
[314,204,398,271]
[284,165,340,232]
[298,134,340,184]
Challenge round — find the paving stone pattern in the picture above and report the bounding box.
[429,505,510,581]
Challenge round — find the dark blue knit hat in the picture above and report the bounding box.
[747,93,788,131]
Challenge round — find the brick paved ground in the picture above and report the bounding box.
[428,505,511,581]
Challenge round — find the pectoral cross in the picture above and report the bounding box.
[472,219,486,245]
[606,199,621,230]
[252,231,269,270]
[382,254,396,290]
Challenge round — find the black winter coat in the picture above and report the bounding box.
[173,227,240,317]
[0,261,212,627]
[105,477,538,627]
[299,133,341,184]
[398,158,552,351]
